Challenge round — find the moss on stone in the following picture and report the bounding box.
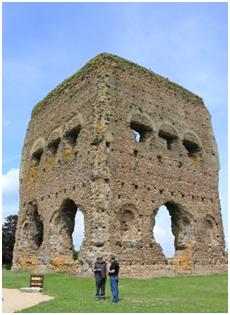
[63,147,73,159]
[166,79,203,101]
[192,153,203,165]
[44,156,55,171]
[26,164,38,191]
[32,53,203,116]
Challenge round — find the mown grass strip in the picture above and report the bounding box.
[3,269,227,313]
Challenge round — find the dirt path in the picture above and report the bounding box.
[2,288,54,313]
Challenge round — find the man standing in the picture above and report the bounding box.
[93,255,107,300]
[108,255,120,303]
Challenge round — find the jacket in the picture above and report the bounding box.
[93,260,107,279]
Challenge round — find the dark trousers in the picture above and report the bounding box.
[110,275,119,302]
[95,277,106,298]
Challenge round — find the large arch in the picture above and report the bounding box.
[153,205,175,258]
[72,209,85,256]
[49,198,86,258]
[152,201,194,258]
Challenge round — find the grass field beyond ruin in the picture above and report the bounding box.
[2,269,227,313]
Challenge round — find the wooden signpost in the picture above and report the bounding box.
[30,275,44,288]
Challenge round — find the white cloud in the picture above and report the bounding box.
[2,168,20,218]
[154,224,175,258]
[2,168,19,198]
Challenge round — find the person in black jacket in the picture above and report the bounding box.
[108,255,120,303]
[93,255,107,300]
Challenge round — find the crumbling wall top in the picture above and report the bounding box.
[32,53,204,118]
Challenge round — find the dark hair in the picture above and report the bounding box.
[111,255,115,260]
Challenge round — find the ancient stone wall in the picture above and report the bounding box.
[12,53,227,277]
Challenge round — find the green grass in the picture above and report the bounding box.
[2,269,227,313]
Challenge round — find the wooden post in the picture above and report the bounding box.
[29,275,44,288]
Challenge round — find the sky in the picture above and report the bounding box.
[2,2,228,254]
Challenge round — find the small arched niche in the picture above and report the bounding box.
[130,114,152,143]
[64,126,81,147]
[64,116,81,149]
[183,132,202,158]
[51,198,85,259]
[47,129,62,156]
[31,148,43,166]
[152,202,193,258]
[120,204,141,241]
[21,201,44,250]
[30,138,45,166]
[158,124,178,150]
[47,138,61,155]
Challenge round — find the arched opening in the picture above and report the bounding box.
[153,202,193,259]
[30,138,45,167]
[183,139,201,157]
[31,148,43,166]
[64,125,81,148]
[72,209,85,260]
[158,124,178,150]
[183,132,202,158]
[47,137,61,155]
[132,129,141,142]
[51,198,85,260]
[153,205,175,258]
[158,130,177,150]
[130,120,152,143]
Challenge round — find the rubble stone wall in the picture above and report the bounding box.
[12,54,227,277]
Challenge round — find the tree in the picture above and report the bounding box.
[2,215,18,267]
[72,246,79,260]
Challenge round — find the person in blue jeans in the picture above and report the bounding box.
[108,255,120,303]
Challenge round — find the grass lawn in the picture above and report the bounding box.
[2,269,228,313]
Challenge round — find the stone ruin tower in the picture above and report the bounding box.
[13,53,227,277]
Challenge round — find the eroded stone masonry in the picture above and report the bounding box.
[13,53,227,277]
